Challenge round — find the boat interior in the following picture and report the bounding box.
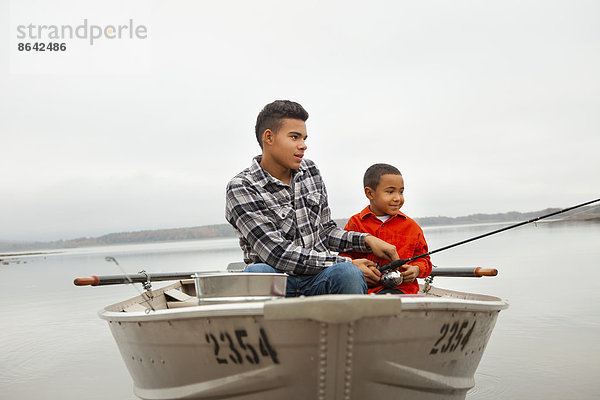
[104,276,505,314]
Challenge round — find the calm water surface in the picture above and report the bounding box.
[1,222,599,399]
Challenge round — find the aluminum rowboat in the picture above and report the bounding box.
[99,273,508,400]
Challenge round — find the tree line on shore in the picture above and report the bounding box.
[1,206,599,253]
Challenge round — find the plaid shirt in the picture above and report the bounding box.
[225,156,370,275]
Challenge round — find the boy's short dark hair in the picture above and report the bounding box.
[255,100,309,148]
[364,163,402,189]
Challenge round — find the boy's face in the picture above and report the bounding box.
[365,174,405,217]
[264,118,307,170]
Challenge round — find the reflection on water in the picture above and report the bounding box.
[1,224,599,399]
[467,372,507,399]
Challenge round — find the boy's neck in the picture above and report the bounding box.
[369,205,394,218]
[260,154,292,184]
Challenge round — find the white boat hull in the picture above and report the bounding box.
[100,281,507,400]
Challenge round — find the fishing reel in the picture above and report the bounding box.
[378,259,408,289]
[380,269,403,288]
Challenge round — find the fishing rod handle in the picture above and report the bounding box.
[377,259,409,273]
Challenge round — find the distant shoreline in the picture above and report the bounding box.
[0,251,63,257]
[1,206,598,254]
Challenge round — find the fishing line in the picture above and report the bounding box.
[105,256,155,312]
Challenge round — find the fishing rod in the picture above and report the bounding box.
[75,199,598,290]
[378,198,600,274]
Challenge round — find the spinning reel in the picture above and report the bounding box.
[380,268,403,288]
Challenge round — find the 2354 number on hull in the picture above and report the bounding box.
[430,320,476,355]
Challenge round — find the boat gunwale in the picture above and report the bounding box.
[99,294,508,322]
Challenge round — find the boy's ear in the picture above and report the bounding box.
[364,186,375,200]
[262,129,274,146]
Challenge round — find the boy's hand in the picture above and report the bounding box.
[400,264,420,283]
[364,235,400,262]
[351,258,381,287]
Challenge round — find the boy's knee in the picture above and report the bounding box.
[331,262,363,278]
[243,263,276,273]
[326,262,367,294]
[329,262,367,284]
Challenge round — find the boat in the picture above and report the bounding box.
[78,266,508,400]
[77,200,600,399]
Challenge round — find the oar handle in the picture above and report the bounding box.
[74,276,100,286]
[474,267,498,277]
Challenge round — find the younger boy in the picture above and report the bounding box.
[342,163,432,294]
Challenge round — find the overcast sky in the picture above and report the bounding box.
[1,0,599,242]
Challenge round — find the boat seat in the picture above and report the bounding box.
[227,262,246,272]
[164,288,197,308]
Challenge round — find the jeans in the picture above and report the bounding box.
[244,262,367,297]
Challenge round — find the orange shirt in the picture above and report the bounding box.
[342,206,432,294]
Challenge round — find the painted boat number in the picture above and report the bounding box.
[430,320,476,355]
[205,328,279,365]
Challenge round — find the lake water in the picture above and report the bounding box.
[1,221,599,399]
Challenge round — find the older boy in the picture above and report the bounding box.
[342,163,432,294]
[225,100,399,296]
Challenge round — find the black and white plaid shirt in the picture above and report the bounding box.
[225,156,370,275]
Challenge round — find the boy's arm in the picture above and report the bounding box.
[319,190,370,254]
[226,179,357,275]
[413,231,433,278]
[339,218,367,260]
[401,230,433,282]
[320,187,398,262]
[340,217,385,286]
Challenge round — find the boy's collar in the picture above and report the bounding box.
[359,205,407,221]
[250,155,306,187]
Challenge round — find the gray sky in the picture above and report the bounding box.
[1,0,599,241]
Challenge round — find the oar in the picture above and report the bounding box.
[379,198,600,274]
[429,267,497,277]
[74,271,225,286]
[74,266,497,287]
